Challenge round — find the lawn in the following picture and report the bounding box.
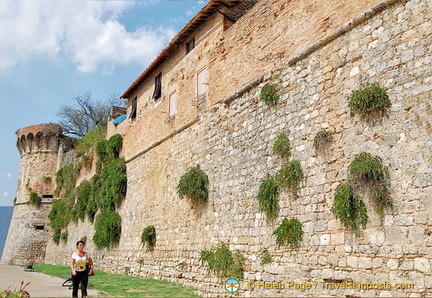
[33,264,198,297]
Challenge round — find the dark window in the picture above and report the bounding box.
[35,225,45,230]
[42,194,53,198]
[130,97,137,120]
[152,73,162,101]
[186,38,195,53]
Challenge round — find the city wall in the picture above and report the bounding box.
[43,0,431,296]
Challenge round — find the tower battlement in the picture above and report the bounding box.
[1,124,62,265]
[16,123,62,155]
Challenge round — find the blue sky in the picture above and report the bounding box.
[0,0,209,206]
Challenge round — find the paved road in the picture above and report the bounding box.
[0,265,102,297]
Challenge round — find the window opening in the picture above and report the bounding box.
[35,225,45,230]
[153,73,162,101]
[130,97,137,120]
[186,38,195,53]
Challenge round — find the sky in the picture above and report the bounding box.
[0,0,209,206]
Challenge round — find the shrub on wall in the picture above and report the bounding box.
[275,160,304,194]
[72,180,91,222]
[49,134,127,246]
[141,225,156,249]
[200,242,244,280]
[273,132,291,159]
[29,192,42,208]
[332,182,368,231]
[260,249,272,265]
[93,210,122,249]
[177,164,209,202]
[260,83,278,106]
[348,152,391,214]
[348,82,391,119]
[313,129,333,151]
[273,218,303,248]
[257,174,279,221]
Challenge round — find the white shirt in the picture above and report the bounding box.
[71,252,89,272]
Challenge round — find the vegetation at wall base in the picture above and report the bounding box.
[260,249,272,265]
[257,174,279,221]
[273,218,303,248]
[141,225,156,249]
[200,242,244,280]
[275,160,304,194]
[332,182,368,231]
[177,164,209,202]
[33,264,198,297]
[349,152,391,214]
[273,132,291,159]
[313,129,334,151]
[29,192,42,208]
[348,82,391,119]
[260,83,278,106]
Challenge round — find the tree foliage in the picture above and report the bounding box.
[56,92,121,137]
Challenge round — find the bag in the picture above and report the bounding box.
[88,267,94,276]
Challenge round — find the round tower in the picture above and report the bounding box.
[1,124,62,265]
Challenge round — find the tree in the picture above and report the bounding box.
[56,92,121,137]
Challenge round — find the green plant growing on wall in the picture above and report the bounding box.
[348,82,391,119]
[177,164,209,202]
[93,210,122,249]
[273,132,291,159]
[54,164,79,198]
[49,134,126,246]
[260,83,278,106]
[257,174,279,221]
[141,225,156,249]
[53,229,61,245]
[273,218,303,248]
[72,180,91,222]
[49,199,70,244]
[348,152,391,214]
[313,129,334,151]
[260,249,272,265]
[75,125,106,157]
[98,158,127,211]
[29,192,42,208]
[61,231,68,243]
[275,160,304,195]
[332,182,368,231]
[200,242,244,280]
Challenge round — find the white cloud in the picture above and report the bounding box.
[6,173,12,179]
[3,192,8,197]
[0,0,176,73]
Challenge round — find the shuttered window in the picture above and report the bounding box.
[129,97,137,120]
[153,72,162,100]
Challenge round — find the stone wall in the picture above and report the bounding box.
[43,0,431,296]
[2,124,62,265]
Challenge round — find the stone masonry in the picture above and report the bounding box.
[7,0,432,296]
[2,124,62,265]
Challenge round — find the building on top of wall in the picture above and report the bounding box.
[106,0,258,158]
[106,0,387,161]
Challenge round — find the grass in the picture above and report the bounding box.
[33,264,197,297]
